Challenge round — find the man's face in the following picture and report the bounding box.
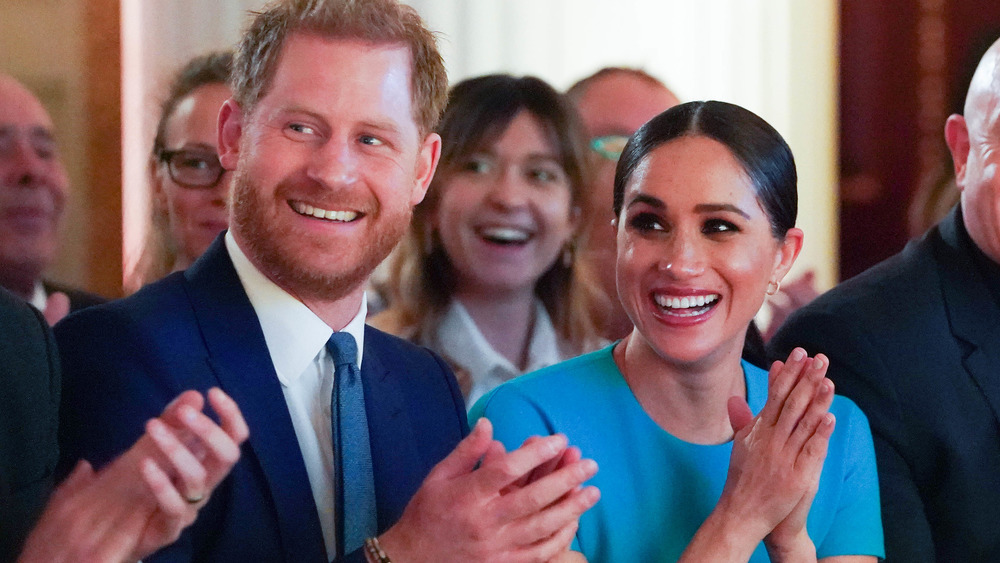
[951,58,1000,264]
[0,76,69,279]
[572,73,678,315]
[221,35,439,304]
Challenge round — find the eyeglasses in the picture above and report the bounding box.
[158,148,225,188]
[590,135,630,162]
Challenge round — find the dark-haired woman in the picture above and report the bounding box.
[470,101,883,561]
[373,74,602,406]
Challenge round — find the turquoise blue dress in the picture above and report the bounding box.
[469,345,884,562]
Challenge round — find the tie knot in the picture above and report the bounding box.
[327,332,358,367]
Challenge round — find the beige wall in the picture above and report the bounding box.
[0,0,91,291]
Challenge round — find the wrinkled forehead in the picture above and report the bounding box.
[0,76,56,133]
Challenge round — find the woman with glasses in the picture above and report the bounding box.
[133,51,233,289]
[470,101,883,561]
[372,74,603,407]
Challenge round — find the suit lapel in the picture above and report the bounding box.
[361,328,425,531]
[935,210,1000,424]
[184,237,327,562]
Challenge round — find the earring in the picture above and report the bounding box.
[561,243,574,268]
[766,280,781,295]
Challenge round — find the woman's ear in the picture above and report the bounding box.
[149,158,168,210]
[771,227,804,285]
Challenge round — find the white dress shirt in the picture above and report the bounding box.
[226,232,366,562]
[433,299,567,408]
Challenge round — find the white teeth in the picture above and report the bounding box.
[654,294,719,310]
[480,226,530,243]
[291,201,358,222]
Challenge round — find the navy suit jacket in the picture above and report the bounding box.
[55,237,469,562]
[770,207,1000,562]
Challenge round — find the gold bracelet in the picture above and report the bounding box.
[364,537,392,563]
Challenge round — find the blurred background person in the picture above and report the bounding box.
[132,51,233,290]
[566,67,679,341]
[0,74,104,323]
[374,74,602,407]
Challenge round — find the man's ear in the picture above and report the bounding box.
[944,114,970,190]
[218,99,244,171]
[411,132,442,206]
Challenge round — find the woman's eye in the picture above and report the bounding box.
[628,212,666,233]
[528,166,563,183]
[463,158,492,174]
[179,157,211,170]
[703,219,739,234]
[359,135,383,146]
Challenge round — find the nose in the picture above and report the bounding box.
[659,230,705,279]
[5,138,49,188]
[306,137,358,188]
[486,167,529,209]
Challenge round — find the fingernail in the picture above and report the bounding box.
[791,348,806,361]
[181,405,198,423]
[812,356,825,369]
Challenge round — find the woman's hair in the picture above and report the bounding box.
[613,101,797,366]
[379,74,600,354]
[614,100,797,238]
[130,51,233,292]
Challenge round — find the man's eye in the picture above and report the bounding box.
[288,123,316,135]
[628,212,665,232]
[359,135,383,146]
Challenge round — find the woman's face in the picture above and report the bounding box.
[432,110,579,299]
[615,135,801,367]
[153,82,233,269]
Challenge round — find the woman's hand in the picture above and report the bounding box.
[679,348,835,562]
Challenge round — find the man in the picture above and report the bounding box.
[0,286,247,563]
[56,1,598,562]
[566,68,679,339]
[770,37,1000,562]
[0,75,105,323]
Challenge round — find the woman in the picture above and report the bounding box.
[373,74,602,406]
[133,51,233,289]
[470,101,883,561]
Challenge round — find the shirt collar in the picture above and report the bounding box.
[224,231,367,387]
[435,299,562,379]
[30,281,47,311]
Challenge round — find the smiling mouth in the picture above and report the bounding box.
[290,201,360,222]
[478,226,531,246]
[653,293,720,317]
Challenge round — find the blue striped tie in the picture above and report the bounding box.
[327,332,376,556]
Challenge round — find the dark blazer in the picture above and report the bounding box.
[42,280,106,313]
[0,287,60,563]
[769,207,1000,562]
[55,236,469,563]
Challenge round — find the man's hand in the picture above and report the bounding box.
[378,418,600,563]
[18,388,249,563]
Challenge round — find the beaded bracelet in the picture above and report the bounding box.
[364,537,392,563]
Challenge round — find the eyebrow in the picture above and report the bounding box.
[625,195,752,220]
[695,203,751,220]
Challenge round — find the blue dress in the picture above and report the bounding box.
[469,345,884,562]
